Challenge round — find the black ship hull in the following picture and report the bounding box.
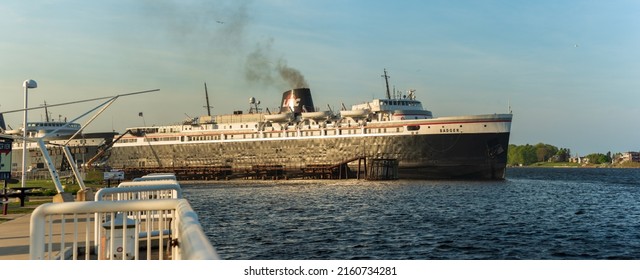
[105,131,510,180]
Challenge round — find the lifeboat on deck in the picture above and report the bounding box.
[4,128,22,135]
[301,111,331,121]
[264,112,293,123]
[340,109,369,120]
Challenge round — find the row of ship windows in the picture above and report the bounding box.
[124,124,489,142]
[27,123,81,128]
[379,100,421,107]
[143,137,180,142]
[128,127,407,142]
[187,123,475,132]
[427,124,488,133]
[12,139,100,147]
[30,147,89,156]
[179,124,265,131]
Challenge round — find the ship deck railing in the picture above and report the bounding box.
[29,175,218,260]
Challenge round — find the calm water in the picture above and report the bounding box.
[183,168,640,259]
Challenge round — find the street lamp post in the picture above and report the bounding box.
[22,79,37,188]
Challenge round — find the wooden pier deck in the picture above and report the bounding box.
[117,156,391,181]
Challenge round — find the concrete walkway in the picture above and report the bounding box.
[0,213,32,260]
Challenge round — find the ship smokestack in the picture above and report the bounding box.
[280,88,315,114]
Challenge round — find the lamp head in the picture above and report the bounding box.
[23,79,37,89]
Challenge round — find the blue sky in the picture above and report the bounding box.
[1,0,639,155]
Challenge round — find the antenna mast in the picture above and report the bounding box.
[382,69,391,99]
[43,101,50,122]
[204,82,212,117]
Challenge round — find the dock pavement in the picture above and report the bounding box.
[0,213,32,260]
[1,207,162,260]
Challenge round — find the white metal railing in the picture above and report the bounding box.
[30,199,218,260]
[93,181,183,251]
[133,173,178,181]
[95,180,183,201]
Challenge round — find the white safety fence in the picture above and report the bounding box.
[30,199,218,260]
[92,180,184,254]
[96,180,183,201]
[133,173,178,182]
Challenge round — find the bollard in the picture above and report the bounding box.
[2,196,8,215]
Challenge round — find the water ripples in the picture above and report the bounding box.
[184,168,640,259]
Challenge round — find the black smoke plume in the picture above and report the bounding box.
[245,38,308,89]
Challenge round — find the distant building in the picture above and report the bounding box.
[616,152,640,163]
[569,156,589,164]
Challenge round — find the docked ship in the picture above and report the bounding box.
[0,109,117,176]
[101,70,513,180]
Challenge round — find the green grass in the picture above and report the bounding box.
[5,170,107,194]
[1,170,108,223]
[1,196,53,223]
[1,173,106,223]
[5,180,90,195]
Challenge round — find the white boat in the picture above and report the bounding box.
[1,109,117,173]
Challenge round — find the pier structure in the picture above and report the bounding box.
[115,156,398,181]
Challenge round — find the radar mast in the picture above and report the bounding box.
[382,69,391,99]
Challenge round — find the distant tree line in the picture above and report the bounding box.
[507,143,612,166]
[585,152,612,164]
[507,143,570,166]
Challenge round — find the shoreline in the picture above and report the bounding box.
[508,164,640,169]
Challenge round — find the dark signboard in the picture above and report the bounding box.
[0,137,12,180]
